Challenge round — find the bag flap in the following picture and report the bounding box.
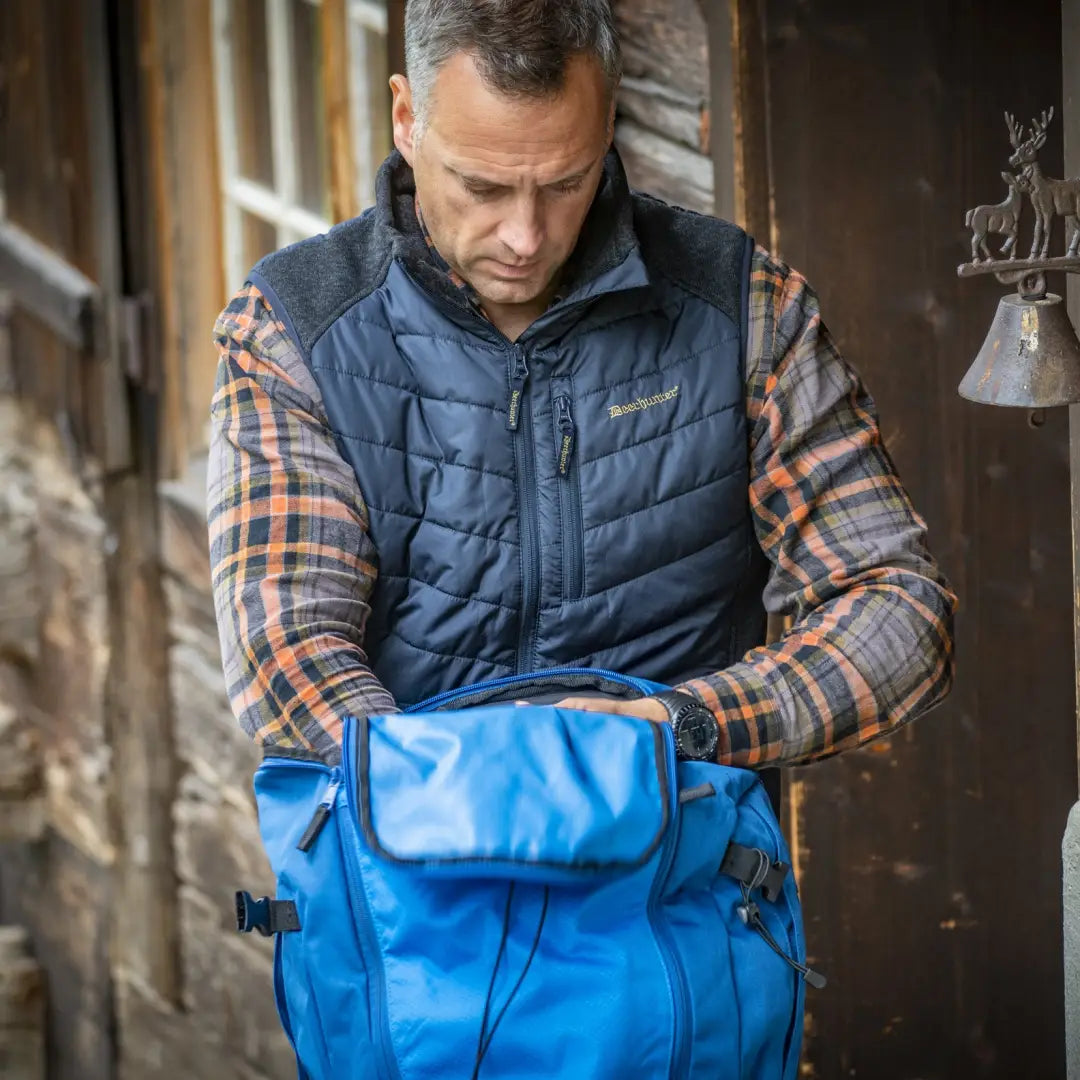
[353,704,672,880]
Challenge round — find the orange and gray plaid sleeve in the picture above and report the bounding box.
[680,247,957,767]
[208,283,397,762]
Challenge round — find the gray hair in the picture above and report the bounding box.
[404,0,622,131]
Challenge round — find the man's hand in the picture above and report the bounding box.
[548,696,670,724]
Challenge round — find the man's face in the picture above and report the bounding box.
[391,52,614,314]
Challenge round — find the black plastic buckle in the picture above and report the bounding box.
[235,890,300,936]
[720,844,790,903]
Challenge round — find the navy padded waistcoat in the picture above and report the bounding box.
[251,150,769,707]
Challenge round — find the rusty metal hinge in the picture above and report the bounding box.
[118,292,156,392]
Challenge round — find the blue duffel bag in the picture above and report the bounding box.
[238,667,821,1079]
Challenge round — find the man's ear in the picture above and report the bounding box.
[390,74,417,165]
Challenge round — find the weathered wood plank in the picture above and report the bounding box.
[615,117,713,213]
[765,2,1070,1075]
[618,75,706,154]
[103,470,183,1006]
[0,222,99,353]
[729,0,771,242]
[387,0,406,78]
[323,0,360,223]
[1061,1,1080,1066]
[616,0,709,100]
[82,0,132,474]
[139,0,226,473]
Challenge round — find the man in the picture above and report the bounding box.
[208,0,955,774]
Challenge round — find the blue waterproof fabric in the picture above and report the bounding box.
[255,670,806,1079]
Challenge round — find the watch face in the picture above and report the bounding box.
[677,708,718,760]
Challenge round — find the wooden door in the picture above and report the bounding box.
[750,2,1073,1075]
[0,3,181,1077]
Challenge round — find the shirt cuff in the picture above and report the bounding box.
[676,664,781,767]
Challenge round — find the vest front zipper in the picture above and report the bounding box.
[508,344,540,673]
[553,389,584,601]
[506,348,529,431]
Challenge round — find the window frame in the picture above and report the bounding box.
[211,0,335,290]
[210,0,391,289]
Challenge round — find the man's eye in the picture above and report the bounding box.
[464,183,499,199]
[552,180,585,195]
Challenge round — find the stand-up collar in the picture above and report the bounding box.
[374,147,643,315]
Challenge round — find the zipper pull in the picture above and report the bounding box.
[554,395,575,476]
[506,348,529,431]
[296,768,343,852]
[737,890,827,989]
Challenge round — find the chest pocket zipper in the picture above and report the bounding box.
[553,390,584,601]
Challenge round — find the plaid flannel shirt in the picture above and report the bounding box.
[208,211,956,767]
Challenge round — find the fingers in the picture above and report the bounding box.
[552,697,626,714]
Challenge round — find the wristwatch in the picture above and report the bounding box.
[651,691,720,762]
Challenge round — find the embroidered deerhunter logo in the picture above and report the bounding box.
[608,385,680,420]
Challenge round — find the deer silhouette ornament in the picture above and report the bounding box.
[965,171,1029,262]
[1006,107,1080,259]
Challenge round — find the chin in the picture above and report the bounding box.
[476,276,547,306]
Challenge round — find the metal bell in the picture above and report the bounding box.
[959,291,1080,407]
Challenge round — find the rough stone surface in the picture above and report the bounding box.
[161,462,291,1077]
[0,925,45,1080]
[0,399,293,1077]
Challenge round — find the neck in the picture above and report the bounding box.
[482,287,559,342]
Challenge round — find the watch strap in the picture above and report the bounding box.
[650,690,705,724]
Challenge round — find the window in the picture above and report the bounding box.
[211,0,392,290]
[348,1,391,211]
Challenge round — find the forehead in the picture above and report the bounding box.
[424,51,610,178]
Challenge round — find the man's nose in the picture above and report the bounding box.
[497,198,545,262]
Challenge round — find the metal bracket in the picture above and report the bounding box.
[117,292,156,391]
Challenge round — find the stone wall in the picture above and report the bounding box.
[0,394,292,1079]
[0,396,114,1079]
[117,462,293,1080]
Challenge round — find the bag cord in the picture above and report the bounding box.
[472,883,552,1079]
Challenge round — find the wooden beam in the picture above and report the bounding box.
[706,0,772,242]
[705,0,735,221]
[730,0,771,244]
[0,221,99,352]
[97,0,183,1008]
[387,0,405,80]
[322,0,360,223]
[81,0,133,473]
[1064,0,1080,790]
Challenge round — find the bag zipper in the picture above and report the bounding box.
[744,795,824,1076]
[553,390,584,601]
[406,666,657,713]
[343,720,405,1080]
[296,767,343,852]
[262,753,403,1080]
[647,724,692,1080]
